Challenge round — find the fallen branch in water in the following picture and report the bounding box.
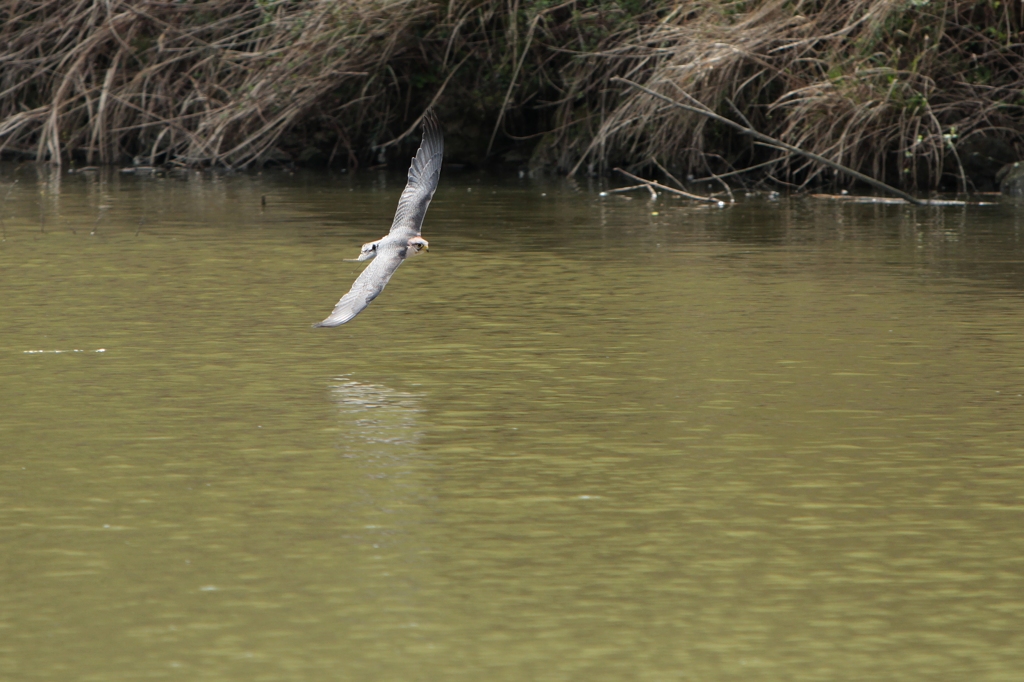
[810,194,995,206]
[651,155,733,204]
[611,76,930,207]
[613,168,723,204]
[601,183,658,199]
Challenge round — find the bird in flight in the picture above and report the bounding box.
[314,111,443,328]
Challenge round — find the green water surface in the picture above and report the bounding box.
[1,166,1023,680]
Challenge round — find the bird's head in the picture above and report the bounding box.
[407,236,429,257]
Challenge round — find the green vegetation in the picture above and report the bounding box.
[1,0,1022,189]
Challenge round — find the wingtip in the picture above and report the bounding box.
[421,108,442,136]
[313,316,352,328]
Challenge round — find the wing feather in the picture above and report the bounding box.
[388,110,444,239]
[313,248,405,327]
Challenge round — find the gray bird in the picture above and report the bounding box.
[315,111,443,328]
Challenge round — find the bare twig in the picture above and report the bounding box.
[688,155,791,183]
[486,0,578,158]
[613,167,721,204]
[650,158,686,190]
[699,158,735,203]
[378,52,472,149]
[601,183,653,195]
[488,13,540,158]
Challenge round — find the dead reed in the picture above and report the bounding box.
[562,0,1024,189]
[0,0,442,168]
[1,0,1022,190]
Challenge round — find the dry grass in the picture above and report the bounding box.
[562,0,1024,189]
[2,0,1022,189]
[0,0,444,168]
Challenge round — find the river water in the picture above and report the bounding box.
[1,165,1023,681]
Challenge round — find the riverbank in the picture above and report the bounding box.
[2,0,1022,190]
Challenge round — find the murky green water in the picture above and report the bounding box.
[2,165,1023,680]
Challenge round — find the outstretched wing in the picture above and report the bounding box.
[388,110,444,239]
[313,249,405,327]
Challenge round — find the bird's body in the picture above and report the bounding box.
[315,112,443,328]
